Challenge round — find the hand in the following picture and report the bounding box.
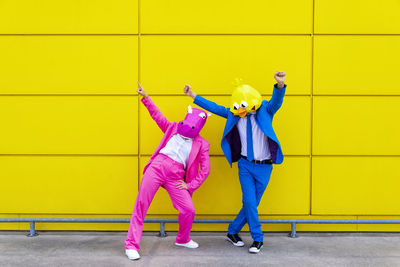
[183,84,197,99]
[137,82,149,99]
[176,180,188,190]
[274,71,286,89]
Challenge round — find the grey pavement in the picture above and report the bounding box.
[1,231,400,267]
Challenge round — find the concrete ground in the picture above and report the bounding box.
[1,231,400,267]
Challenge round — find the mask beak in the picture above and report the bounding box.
[238,107,247,118]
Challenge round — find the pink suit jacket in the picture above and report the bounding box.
[141,97,211,195]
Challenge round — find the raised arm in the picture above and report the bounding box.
[183,84,229,118]
[266,71,287,115]
[137,82,172,133]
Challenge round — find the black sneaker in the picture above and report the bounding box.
[226,233,244,247]
[249,241,263,253]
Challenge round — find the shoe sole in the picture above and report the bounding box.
[126,254,140,261]
[226,237,245,247]
[249,245,263,253]
[127,257,140,261]
[174,243,198,249]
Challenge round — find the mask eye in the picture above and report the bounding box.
[240,101,248,108]
[233,103,239,110]
[198,112,206,119]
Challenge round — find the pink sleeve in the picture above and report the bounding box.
[141,97,172,133]
[187,142,210,193]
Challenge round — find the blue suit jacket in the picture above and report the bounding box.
[194,84,286,166]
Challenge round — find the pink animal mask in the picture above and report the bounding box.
[177,106,211,139]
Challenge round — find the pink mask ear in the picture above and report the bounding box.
[188,105,193,114]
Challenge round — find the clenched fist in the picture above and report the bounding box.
[183,84,197,99]
[274,71,286,89]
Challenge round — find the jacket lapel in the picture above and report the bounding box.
[223,114,240,138]
[187,137,201,170]
[154,123,178,157]
[254,107,279,143]
[164,124,178,144]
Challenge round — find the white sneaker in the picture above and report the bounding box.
[125,249,140,260]
[175,239,199,249]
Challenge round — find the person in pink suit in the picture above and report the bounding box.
[125,83,211,260]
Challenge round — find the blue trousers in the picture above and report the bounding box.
[228,157,273,242]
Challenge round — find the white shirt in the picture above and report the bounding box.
[236,113,271,161]
[159,134,193,168]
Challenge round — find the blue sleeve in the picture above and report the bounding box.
[266,83,286,115]
[193,95,229,119]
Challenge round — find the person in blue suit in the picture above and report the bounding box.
[184,71,286,253]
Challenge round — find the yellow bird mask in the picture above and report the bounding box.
[230,80,262,118]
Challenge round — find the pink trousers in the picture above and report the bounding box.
[125,154,195,251]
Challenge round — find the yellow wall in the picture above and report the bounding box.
[1,0,400,232]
